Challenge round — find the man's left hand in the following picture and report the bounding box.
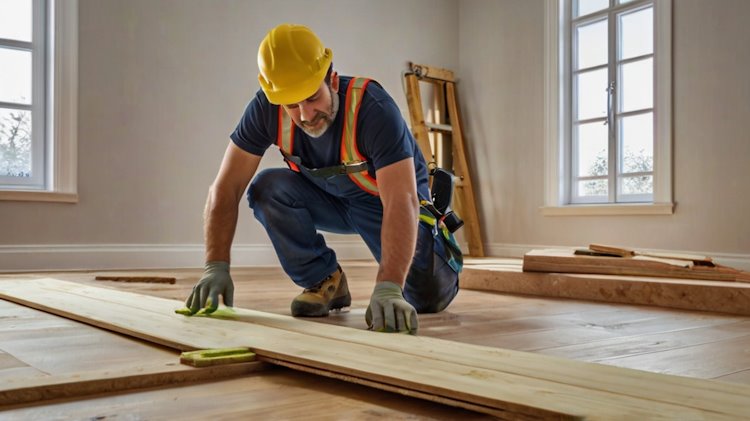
[365,281,418,334]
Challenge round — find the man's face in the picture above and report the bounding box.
[283,74,340,138]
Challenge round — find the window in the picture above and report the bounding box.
[0,0,77,202]
[544,0,672,214]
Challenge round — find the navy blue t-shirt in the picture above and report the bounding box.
[230,76,430,202]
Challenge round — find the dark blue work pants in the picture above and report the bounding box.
[247,168,458,313]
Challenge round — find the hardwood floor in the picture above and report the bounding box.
[1,260,749,418]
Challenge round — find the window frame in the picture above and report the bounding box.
[0,0,78,203]
[543,0,672,216]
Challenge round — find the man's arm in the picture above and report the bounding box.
[365,157,420,333]
[375,157,419,286]
[185,141,261,314]
[204,141,262,262]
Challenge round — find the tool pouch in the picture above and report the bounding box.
[403,205,463,313]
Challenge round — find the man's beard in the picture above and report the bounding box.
[300,87,339,138]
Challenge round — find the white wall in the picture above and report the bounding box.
[3,0,749,271]
[0,0,458,270]
[457,0,750,267]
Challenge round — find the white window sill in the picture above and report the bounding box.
[0,190,78,203]
[540,202,674,216]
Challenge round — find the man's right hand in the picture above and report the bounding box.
[185,261,234,314]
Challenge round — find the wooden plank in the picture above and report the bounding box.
[589,244,713,264]
[2,279,750,420]
[461,258,750,316]
[0,279,577,420]
[1,372,492,420]
[0,361,266,406]
[261,357,519,420]
[524,249,744,282]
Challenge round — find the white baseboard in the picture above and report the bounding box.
[0,241,374,272]
[483,243,750,272]
[2,241,748,273]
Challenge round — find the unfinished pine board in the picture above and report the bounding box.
[1,371,493,421]
[462,257,750,315]
[0,361,265,406]
[0,303,486,419]
[2,280,750,419]
[524,249,747,282]
[0,279,575,420]
[9,264,750,386]
[0,300,179,376]
[6,264,750,386]
[0,299,268,406]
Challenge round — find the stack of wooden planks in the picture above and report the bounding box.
[461,257,750,316]
[1,278,750,420]
[523,248,750,282]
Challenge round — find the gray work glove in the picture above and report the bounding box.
[365,281,418,334]
[185,261,234,314]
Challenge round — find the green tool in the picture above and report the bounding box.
[179,347,256,367]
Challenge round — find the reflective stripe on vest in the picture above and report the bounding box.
[277,106,299,172]
[276,77,379,196]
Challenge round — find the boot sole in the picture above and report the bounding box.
[291,293,351,317]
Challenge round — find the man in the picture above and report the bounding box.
[185,23,461,333]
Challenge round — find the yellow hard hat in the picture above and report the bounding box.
[257,24,333,105]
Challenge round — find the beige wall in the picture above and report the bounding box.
[458,0,750,261]
[3,0,749,270]
[0,0,458,269]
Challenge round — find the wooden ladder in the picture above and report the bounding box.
[403,63,485,257]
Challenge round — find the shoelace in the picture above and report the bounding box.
[304,276,330,293]
[303,266,342,293]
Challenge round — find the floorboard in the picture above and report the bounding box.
[2,260,750,419]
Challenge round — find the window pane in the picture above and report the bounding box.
[575,19,608,69]
[0,108,32,178]
[0,0,32,42]
[0,48,32,105]
[574,0,609,18]
[619,7,653,60]
[620,175,652,195]
[576,122,608,177]
[576,68,607,120]
[578,179,608,197]
[620,113,653,174]
[620,58,653,112]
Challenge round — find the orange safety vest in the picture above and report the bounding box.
[276,77,379,196]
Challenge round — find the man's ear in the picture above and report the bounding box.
[331,71,339,94]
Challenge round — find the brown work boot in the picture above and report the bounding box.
[290,266,351,317]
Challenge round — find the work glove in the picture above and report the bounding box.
[185,261,234,315]
[365,281,418,334]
